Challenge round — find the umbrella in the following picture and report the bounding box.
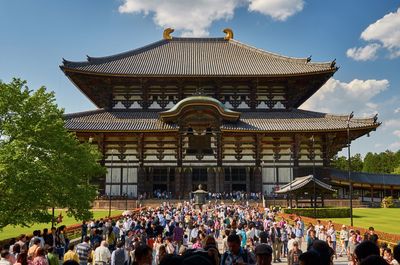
[122,210,133,216]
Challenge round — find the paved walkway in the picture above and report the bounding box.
[270,244,349,265]
[215,238,349,265]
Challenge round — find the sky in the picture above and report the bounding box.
[0,0,399,157]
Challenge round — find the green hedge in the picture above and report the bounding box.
[283,208,350,218]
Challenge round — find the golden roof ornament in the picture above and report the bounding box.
[223,28,234,40]
[163,28,174,40]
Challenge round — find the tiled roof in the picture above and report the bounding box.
[276,175,336,193]
[61,38,336,76]
[329,169,400,186]
[64,109,377,132]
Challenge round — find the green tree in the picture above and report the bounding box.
[331,153,363,171]
[0,79,105,228]
[363,152,379,173]
[331,155,348,170]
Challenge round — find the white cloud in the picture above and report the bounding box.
[300,78,389,116]
[248,0,304,21]
[389,141,400,151]
[395,108,400,113]
[394,130,400,138]
[118,0,242,37]
[384,119,400,129]
[346,43,381,61]
[348,7,400,60]
[118,0,304,37]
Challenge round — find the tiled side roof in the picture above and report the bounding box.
[276,175,336,193]
[64,109,378,132]
[61,38,336,76]
[329,168,400,186]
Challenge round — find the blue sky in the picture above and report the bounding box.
[0,0,399,157]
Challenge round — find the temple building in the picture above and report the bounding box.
[61,29,380,199]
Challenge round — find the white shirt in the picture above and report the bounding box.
[190,228,199,239]
[327,229,336,242]
[94,246,111,263]
[287,238,297,252]
[0,258,12,265]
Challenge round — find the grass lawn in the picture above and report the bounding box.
[0,210,123,241]
[322,208,400,234]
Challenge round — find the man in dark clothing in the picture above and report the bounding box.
[354,240,380,264]
[367,227,379,245]
[221,234,256,265]
[254,243,272,265]
[111,241,128,265]
[44,227,56,247]
[81,221,88,243]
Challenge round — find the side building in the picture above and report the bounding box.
[61,29,379,199]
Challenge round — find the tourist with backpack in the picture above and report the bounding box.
[221,234,256,265]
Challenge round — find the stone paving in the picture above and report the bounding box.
[214,238,349,265]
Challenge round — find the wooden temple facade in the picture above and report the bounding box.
[61,29,380,199]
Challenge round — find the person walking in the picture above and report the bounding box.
[287,241,302,265]
[94,241,111,265]
[270,222,282,263]
[339,225,349,257]
[76,236,91,265]
[221,234,256,265]
[111,241,128,265]
[63,245,79,263]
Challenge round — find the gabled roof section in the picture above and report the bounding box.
[276,175,336,194]
[160,96,240,122]
[61,37,337,77]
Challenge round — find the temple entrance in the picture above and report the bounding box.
[232,184,246,192]
[192,168,208,191]
[224,167,248,192]
[153,184,167,193]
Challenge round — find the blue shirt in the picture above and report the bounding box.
[295,228,303,238]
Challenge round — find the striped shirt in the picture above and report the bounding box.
[76,242,91,265]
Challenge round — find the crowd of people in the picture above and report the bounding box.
[138,191,264,201]
[1,201,400,265]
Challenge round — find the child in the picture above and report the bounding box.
[288,241,302,265]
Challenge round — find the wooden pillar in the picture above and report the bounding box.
[216,167,224,193]
[175,167,183,199]
[207,168,215,193]
[371,185,374,203]
[137,133,146,196]
[391,186,394,198]
[361,188,364,202]
[246,167,251,193]
[98,133,106,195]
[183,168,193,197]
[137,167,146,197]
[253,167,262,193]
[216,132,222,167]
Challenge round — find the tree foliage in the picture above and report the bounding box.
[362,150,400,174]
[331,150,400,174]
[331,153,363,172]
[0,79,105,228]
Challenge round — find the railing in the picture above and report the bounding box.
[279,212,400,247]
[0,208,144,246]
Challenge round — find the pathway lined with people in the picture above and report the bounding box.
[2,200,398,265]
